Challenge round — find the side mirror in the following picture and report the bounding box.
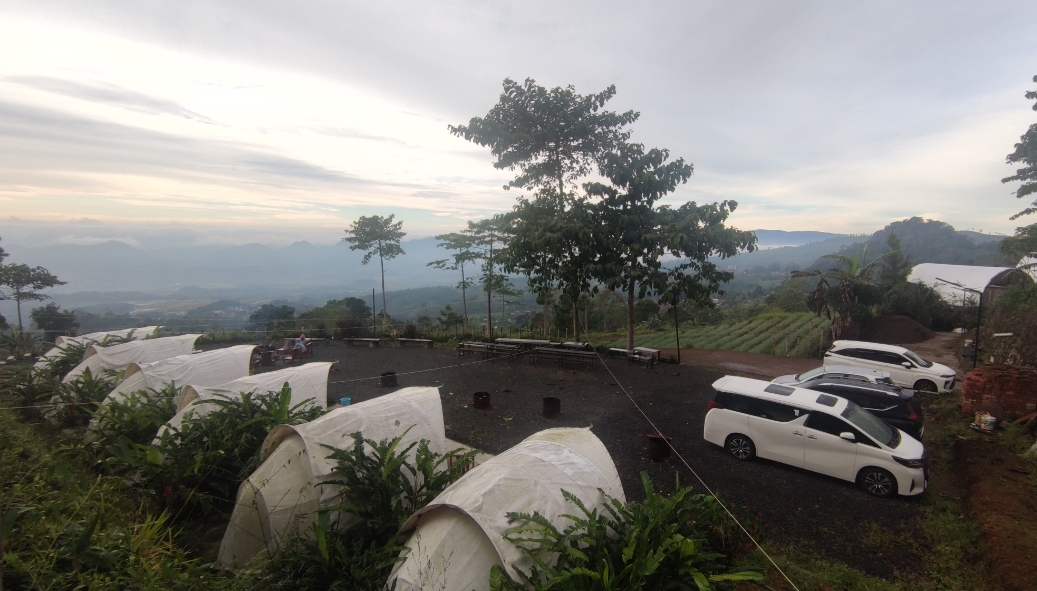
[839,432,856,442]
[901,361,913,369]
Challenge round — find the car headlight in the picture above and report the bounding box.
[893,456,925,469]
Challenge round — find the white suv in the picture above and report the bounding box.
[823,340,957,393]
[704,376,927,497]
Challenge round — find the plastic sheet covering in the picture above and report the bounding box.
[217,386,445,569]
[389,428,625,591]
[156,362,333,443]
[86,345,257,440]
[35,326,163,373]
[62,334,200,383]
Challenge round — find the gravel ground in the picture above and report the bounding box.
[282,341,926,579]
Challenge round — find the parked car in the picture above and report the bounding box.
[788,376,924,439]
[704,376,927,497]
[772,365,895,387]
[823,340,957,393]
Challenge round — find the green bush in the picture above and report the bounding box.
[235,429,477,591]
[104,386,324,517]
[882,282,958,330]
[53,368,119,428]
[89,383,181,453]
[490,473,762,591]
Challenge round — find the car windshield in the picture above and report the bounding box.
[795,367,825,381]
[841,401,899,447]
[903,350,933,368]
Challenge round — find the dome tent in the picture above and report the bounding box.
[907,263,1032,304]
[216,386,445,569]
[155,362,333,443]
[62,334,201,383]
[87,345,257,439]
[34,326,164,373]
[388,427,625,591]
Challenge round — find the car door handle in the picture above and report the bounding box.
[807,435,817,440]
[792,431,803,436]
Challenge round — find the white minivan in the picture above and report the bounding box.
[823,340,957,393]
[703,376,927,497]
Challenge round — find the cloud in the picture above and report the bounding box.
[54,234,143,248]
[6,75,216,123]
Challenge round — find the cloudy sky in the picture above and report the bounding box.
[1,1,1036,248]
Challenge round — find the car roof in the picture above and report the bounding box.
[830,340,913,355]
[820,365,891,379]
[713,375,849,413]
[800,376,909,399]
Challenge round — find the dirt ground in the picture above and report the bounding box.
[293,341,926,579]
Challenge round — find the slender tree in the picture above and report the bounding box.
[0,264,66,333]
[464,216,511,336]
[343,215,406,322]
[30,302,79,342]
[878,232,912,291]
[428,232,479,332]
[588,142,694,351]
[1001,75,1037,267]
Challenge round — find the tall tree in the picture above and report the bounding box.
[343,214,406,322]
[428,232,479,331]
[878,232,912,291]
[449,78,639,194]
[464,215,511,336]
[1002,75,1037,266]
[0,264,66,333]
[587,142,695,351]
[30,302,79,342]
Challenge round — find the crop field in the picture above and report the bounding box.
[603,312,831,357]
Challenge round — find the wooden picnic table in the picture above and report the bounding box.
[529,347,598,368]
[634,347,662,361]
[342,337,382,347]
[397,338,434,348]
[560,341,590,350]
[457,341,520,359]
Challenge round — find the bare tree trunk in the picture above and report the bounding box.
[461,263,469,333]
[486,243,493,337]
[378,246,388,323]
[15,295,23,333]
[572,298,579,341]
[626,283,635,352]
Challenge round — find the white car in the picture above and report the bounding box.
[823,340,957,393]
[704,376,927,497]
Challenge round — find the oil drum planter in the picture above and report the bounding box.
[647,434,673,462]
[542,396,561,418]
[379,371,397,388]
[473,391,491,410]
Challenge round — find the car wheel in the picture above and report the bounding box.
[858,467,897,497]
[725,434,755,461]
[914,380,938,393]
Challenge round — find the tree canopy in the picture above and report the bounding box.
[428,232,480,329]
[0,263,66,333]
[30,302,79,343]
[450,77,638,193]
[1003,74,1037,212]
[343,214,406,321]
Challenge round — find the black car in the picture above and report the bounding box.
[796,376,924,439]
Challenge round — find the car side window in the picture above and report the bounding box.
[754,400,800,422]
[835,348,862,359]
[861,350,890,363]
[717,392,756,414]
[807,413,878,447]
[890,353,912,366]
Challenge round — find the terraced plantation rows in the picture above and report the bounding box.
[606,313,831,358]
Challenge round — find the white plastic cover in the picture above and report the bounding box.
[103,345,257,407]
[62,334,201,383]
[389,428,626,591]
[35,326,163,373]
[217,386,445,569]
[156,362,333,443]
[908,263,1026,302]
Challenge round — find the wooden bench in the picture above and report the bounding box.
[457,342,519,359]
[397,338,434,348]
[608,347,629,358]
[342,338,382,347]
[634,347,661,362]
[530,347,598,368]
[280,342,314,363]
[628,353,656,368]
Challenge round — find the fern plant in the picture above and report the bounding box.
[490,472,763,591]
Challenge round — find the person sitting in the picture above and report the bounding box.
[295,333,308,352]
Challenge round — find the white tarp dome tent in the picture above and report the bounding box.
[104,345,257,407]
[156,362,333,443]
[908,263,1032,303]
[1017,255,1037,282]
[217,386,445,569]
[62,334,201,383]
[389,427,625,591]
[87,345,258,439]
[35,326,164,373]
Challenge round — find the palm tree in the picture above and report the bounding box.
[792,245,890,341]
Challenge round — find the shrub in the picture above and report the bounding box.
[335,315,367,338]
[490,472,763,591]
[89,383,181,453]
[401,323,419,339]
[882,282,958,330]
[238,429,477,591]
[52,368,119,428]
[105,385,324,517]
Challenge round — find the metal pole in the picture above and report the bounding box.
[973,292,983,369]
[674,300,681,364]
[372,288,377,338]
